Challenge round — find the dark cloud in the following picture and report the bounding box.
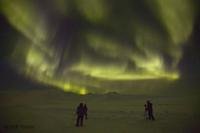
[179,15,200,80]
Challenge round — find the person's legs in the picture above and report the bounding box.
[151,114,155,120]
[144,112,147,119]
[80,116,84,126]
[76,116,81,126]
[145,111,148,120]
[149,112,155,120]
[148,111,151,120]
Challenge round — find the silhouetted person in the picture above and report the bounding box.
[146,100,155,120]
[76,103,85,127]
[83,104,88,119]
[144,104,148,120]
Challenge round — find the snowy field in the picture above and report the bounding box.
[0,89,200,133]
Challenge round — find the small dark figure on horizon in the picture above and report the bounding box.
[76,103,85,127]
[83,104,88,119]
[146,100,155,120]
[144,104,148,120]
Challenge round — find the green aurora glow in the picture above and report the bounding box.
[0,0,199,94]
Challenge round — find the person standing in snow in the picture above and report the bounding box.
[76,103,85,127]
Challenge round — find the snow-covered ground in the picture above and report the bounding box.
[0,89,199,133]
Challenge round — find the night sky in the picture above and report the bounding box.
[0,0,200,94]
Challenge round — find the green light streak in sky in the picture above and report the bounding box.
[81,31,179,80]
[134,55,163,73]
[86,32,133,58]
[26,46,54,76]
[75,0,108,23]
[24,64,88,95]
[131,21,168,70]
[71,53,179,81]
[2,0,197,94]
[147,0,195,44]
[1,0,47,44]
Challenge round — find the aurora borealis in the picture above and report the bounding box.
[0,0,200,94]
